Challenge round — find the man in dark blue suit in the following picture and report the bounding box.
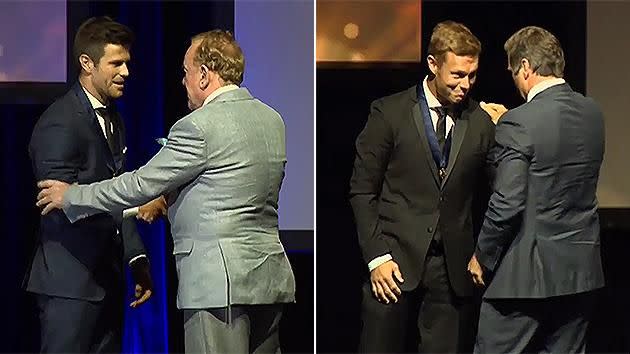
[468,26,605,353]
[26,17,154,353]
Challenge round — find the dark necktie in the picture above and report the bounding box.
[95,107,115,153]
[433,106,448,152]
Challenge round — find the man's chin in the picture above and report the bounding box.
[450,95,466,104]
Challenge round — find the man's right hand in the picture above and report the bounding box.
[370,260,404,304]
[137,196,167,223]
[480,101,508,125]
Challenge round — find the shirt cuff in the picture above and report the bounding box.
[368,253,392,272]
[123,206,140,218]
[129,254,147,265]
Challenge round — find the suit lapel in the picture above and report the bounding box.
[410,100,440,187]
[111,111,125,173]
[72,84,116,173]
[441,107,470,188]
[441,119,467,187]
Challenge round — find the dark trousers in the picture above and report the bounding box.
[359,254,478,353]
[475,291,596,354]
[37,291,123,353]
[183,304,284,354]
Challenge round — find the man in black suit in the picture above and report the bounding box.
[349,21,496,353]
[469,26,605,353]
[27,17,154,353]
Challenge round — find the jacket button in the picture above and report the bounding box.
[427,227,433,233]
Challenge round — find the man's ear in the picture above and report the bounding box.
[427,54,439,76]
[199,64,210,90]
[79,54,95,74]
[521,58,531,79]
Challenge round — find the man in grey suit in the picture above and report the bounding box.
[467,26,605,353]
[36,29,296,354]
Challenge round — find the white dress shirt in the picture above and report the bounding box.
[81,86,146,265]
[527,77,566,102]
[82,87,113,140]
[367,77,456,272]
[423,76,455,136]
[202,84,240,107]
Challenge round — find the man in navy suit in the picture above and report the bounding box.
[27,17,154,353]
[468,26,605,353]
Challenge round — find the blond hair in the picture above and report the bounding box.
[191,30,244,85]
[428,21,481,63]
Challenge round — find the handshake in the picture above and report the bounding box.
[128,196,168,223]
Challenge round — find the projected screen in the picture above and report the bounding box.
[0,1,66,83]
[316,0,420,62]
[235,0,314,230]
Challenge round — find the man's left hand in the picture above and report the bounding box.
[468,253,486,287]
[129,257,153,308]
[36,180,70,215]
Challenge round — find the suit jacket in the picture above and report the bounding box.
[350,85,495,297]
[476,83,605,299]
[27,83,146,301]
[61,87,296,309]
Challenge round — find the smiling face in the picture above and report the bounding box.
[428,51,479,105]
[80,43,130,104]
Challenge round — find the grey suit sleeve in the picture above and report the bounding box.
[475,114,532,272]
[485,122,498,187]
[63,118,208,222]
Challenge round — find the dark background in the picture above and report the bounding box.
[316,1,629,352]
[0,1,313,353]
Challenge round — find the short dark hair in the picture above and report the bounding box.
[73,16,134,68]
[428,21,481,64]
[504,26,565,77]
[191,30,245,86]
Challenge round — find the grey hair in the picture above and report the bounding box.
[504,26,565,77]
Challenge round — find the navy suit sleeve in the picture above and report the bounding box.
[110,211,147,264]
[113,115,147,264]
[29,115,79,183]
[476,114,532,272]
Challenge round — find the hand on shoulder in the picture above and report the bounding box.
[480,101,508,125]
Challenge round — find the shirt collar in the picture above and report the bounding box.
[527,77,566,102]
[202,84,240,107]
[422,76,442,109]
[81,85,106,110]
